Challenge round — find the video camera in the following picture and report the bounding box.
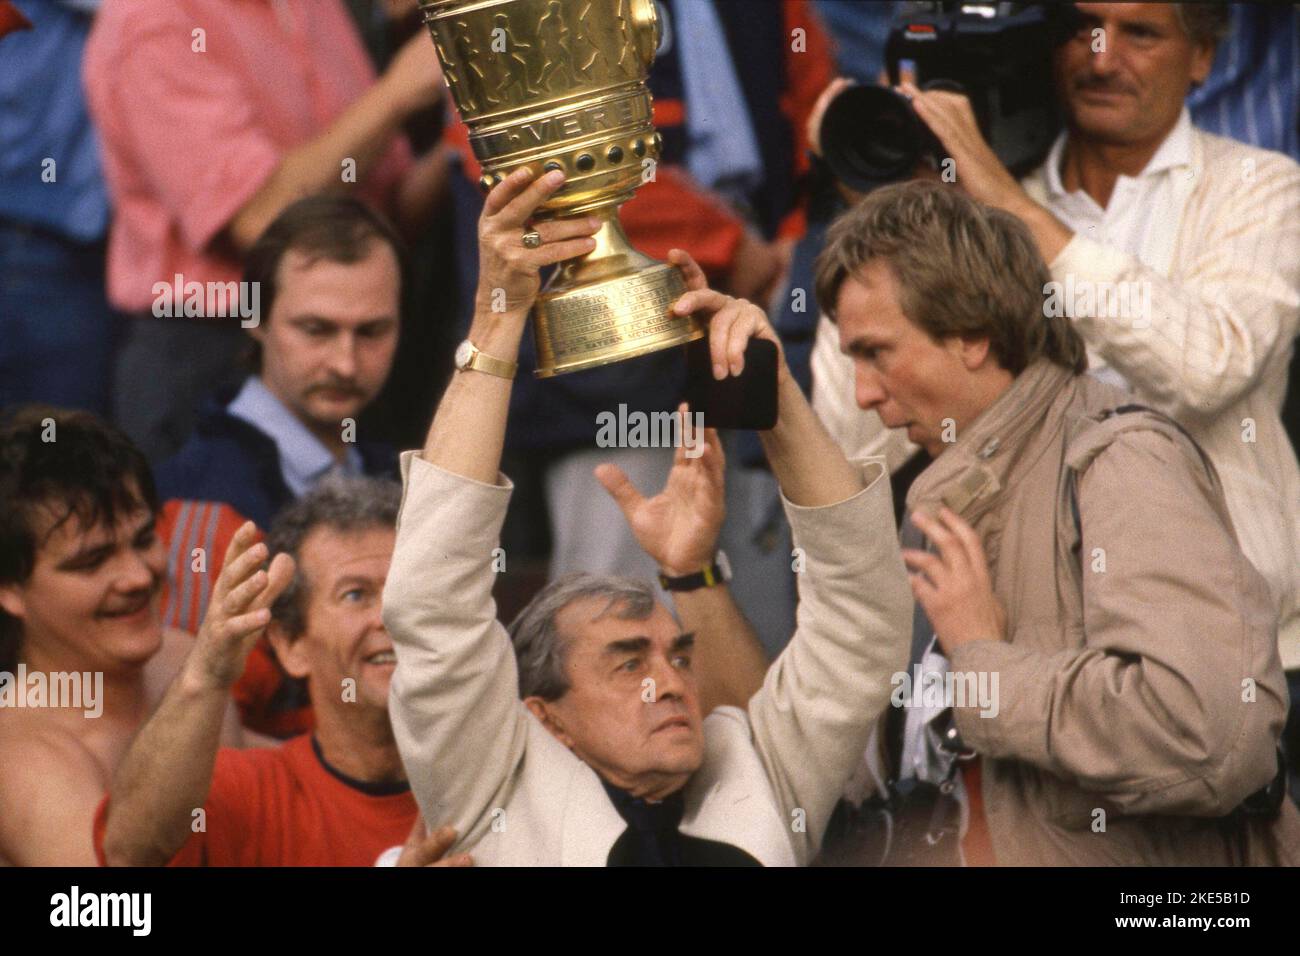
[820,1,1082,192]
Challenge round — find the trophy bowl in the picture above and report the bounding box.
[420,0,705,377]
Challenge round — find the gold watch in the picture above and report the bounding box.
[454,339,517,380]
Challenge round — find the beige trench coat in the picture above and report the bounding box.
[908,359,1300,865]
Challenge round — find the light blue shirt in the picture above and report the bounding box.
[227,376,363,499]
[0,0,109,241]
[669,0,763,207]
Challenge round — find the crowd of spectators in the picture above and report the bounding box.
[1,0,1297,867]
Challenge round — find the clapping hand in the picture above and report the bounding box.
[190,522,295,690]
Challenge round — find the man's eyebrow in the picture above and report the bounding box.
[333,574,380,591]
[604,636,651,655]
[56,513,155,569]
[1119,18,1165,35]
[845,336,883,356]
[671,632,696,652]
[56,540,115,570]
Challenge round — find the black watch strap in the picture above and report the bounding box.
[659,559,727,593]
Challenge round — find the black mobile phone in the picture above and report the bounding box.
[682,337,779,430]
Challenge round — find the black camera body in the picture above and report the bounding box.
[821,1,1080,193]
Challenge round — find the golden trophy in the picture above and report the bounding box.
[420,0,704,377]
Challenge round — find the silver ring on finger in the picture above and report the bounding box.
[522,230,543,249]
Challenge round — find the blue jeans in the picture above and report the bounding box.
[0,220,117,416]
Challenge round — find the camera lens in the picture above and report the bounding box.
[821,86,930,192]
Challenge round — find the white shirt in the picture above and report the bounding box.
[1023,113,1300,665]
[1036,108,1196,390]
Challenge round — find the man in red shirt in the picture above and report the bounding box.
[96,475,467,867]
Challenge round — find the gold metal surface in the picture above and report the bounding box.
[420,0,703,376]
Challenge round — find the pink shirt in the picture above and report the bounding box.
[83,0,413,312]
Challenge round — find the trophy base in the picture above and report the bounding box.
[531,211,704,378]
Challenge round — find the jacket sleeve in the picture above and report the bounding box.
[746,459,913,863]
[382,452,529,850]
[1050,151,1300,422]
[950,428,1287,816]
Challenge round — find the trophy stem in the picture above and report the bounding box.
[532,206,704,378]
[547,208,656,289]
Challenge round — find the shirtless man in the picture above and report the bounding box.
[0,408,245,865]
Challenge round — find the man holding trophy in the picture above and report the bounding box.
[382,156,912,865]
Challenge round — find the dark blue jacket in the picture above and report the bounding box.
[155,386,399,530]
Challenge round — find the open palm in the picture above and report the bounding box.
[596,407,725,576]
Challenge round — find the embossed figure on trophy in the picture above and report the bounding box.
[569,1,613,83]
[492,14,543,101]
[612,0,641,74]
[431,32,469,109]
[535,1,579,93]
[450,27,496,110]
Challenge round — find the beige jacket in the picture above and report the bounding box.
[1023,126,1300,667]
[910,360,1300,866]
[383,453,911,866]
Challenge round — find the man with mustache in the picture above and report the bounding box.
[156,196,402,530]
[0,408,247,865]
[893,2,1300,715]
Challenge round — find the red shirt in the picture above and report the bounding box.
[94,735,417,867]
[960,758,997,866]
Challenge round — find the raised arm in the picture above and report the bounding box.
[667,251,866,506]
[1040,156,1300,420]
[226,33,445,249]
[596,415,769,712]
[101,523,293,866]
[421,167,599,480]
[667,258,913,861]
[384,168,602,845]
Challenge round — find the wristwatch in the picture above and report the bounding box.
[658,551,732,592]
[454,339,517,380]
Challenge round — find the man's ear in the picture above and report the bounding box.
[0,583,25,621]
[266,620,310,680]
[956,336,994,371]
[524,697,574,749]
[1189,40,1215,87]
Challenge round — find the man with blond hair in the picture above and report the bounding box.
[708,179,1297,865]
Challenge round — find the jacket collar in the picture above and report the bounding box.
[193,378,398,480]
[905,360,1077,527]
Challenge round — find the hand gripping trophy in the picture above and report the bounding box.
[419,0,704,376]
